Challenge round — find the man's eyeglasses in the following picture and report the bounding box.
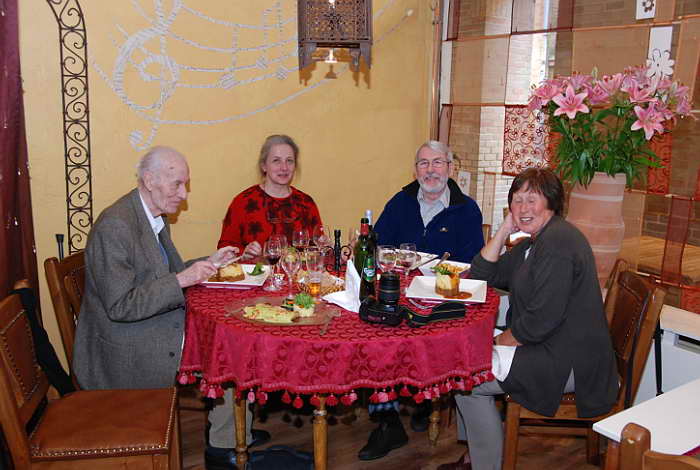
[416,159,451,169]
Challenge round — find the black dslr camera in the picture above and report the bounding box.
[359,272,468,327]
[359,273,407,326]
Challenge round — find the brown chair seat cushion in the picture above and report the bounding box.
[29,388,177,460]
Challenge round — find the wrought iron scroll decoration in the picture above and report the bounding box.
[46,0,93,254]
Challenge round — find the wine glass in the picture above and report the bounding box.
[270,234,287,249]
[263,238,283,291]
[313,225,331,248]
[398,243,417,284]
[280,247,301,299]
[377,245,397,274]
[292,229,309,251]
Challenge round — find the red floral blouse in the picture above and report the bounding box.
[217,185,323,251]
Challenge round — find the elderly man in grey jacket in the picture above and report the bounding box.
[73,146,267,469]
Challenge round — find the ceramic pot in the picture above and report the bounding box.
[566,172,626,289]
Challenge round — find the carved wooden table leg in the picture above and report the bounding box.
[313,395,328,470]
[428,396,441,446]
[234,390,248,467]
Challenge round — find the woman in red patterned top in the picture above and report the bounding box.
[217,134,323,259]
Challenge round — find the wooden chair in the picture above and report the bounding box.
[43,252,85,373]
[502,271,666,470]
[0,284,181,469]
[620,423,700,470]
[604,258,631,324]
[44,253,208,410]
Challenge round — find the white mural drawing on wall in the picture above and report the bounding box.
[92,0,405,150]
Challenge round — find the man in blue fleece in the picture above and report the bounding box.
[374,140,484,263]
[358,141,485,461]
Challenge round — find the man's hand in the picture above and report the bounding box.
[494,328,521,347]
[176,261,217,288]
[242,241,262,260]
[208,246,239,267]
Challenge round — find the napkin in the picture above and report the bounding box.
[322,259,361,312]
[491,328,516,381]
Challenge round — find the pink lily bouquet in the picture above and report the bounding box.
[528,65,692,187]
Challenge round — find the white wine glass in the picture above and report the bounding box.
[398,243,417,285]
[377,245,397,274]
[280,247,301,299]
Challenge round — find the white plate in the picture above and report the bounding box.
[202,264,271,289]
[405,276,486,303]
[418,260,471,277]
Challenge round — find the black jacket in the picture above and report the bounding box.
[470,216,618,417]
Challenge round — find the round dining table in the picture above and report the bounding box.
[178,275,499,469]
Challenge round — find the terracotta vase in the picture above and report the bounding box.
[566,172,626,289]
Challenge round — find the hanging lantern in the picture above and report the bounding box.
[298,0,372,71]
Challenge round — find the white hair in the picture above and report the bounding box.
[415,140,454,163]
[136,146,184,182]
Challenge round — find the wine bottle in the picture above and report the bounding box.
[353,218,370,278]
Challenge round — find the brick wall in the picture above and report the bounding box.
[449,0,700,243]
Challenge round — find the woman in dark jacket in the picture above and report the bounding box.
[441,168,618,470]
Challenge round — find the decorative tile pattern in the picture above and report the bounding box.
[502,106,555,176]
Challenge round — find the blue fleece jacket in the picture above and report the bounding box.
[374,179,484,263]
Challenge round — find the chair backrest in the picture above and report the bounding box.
[0,288,51,467]
[621,422,700,470]
[608,271,666,411]
[603,258,631,324]
[43,251,85,369]
[661,196,692,286]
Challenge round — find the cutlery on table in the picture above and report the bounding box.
[319,309,341,336]
[411,251,450,272]
[213,254,244,269]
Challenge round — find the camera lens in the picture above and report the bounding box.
[378,272,400,304]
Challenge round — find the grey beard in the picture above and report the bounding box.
[418,174,447,194]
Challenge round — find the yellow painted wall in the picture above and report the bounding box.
[20,1,435,366]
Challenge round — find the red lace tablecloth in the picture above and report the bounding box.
[178,282,498,406]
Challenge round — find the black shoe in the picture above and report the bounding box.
[249,428,271,448]
[358,411,409,460]
[204,446,237,470]
[410,401,431,433]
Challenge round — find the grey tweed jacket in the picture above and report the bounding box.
[73,188,197,390]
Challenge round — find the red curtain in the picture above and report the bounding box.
[0,0,39,297]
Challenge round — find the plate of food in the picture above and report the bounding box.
[405,275,486,303]
[226,294,338,326]
[418,260,470,277]
[203,262,270,289]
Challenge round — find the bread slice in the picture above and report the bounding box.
[219,263,245,282]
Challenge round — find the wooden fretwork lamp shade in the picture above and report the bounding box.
[298,0,372,70]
